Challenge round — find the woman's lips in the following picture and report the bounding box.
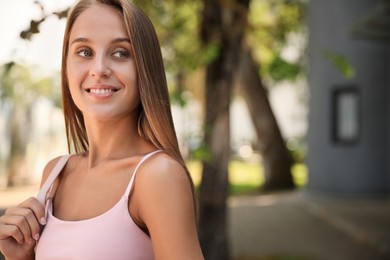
[85,85,120,98]
[88,88,118,95]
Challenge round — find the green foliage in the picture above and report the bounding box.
[322,50,355,79]
[138,0,204,74]
[267,54,301,82]
[191,143,213,162]
[0,63,61,106]
[286,138,307,164]
[248,0,306,82]
[136,1,208,105]
[200,42,221,66]
[170,88,187,107]
[267,0,305,42]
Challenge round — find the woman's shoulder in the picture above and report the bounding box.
[135,151,193,205]
[39,154,71,188]
[137,151,190,187]
[133,152,199,258]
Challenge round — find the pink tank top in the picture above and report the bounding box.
[35,150,161,260]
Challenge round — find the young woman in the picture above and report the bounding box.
[0,0,204,259]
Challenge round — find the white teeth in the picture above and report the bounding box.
[89,89,114,95]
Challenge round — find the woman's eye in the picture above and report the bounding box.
[113,50,129,59]
[77,49,93,57]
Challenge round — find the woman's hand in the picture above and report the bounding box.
[0,197,46,260]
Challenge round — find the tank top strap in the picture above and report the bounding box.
[36,155,71,206]
[124,150,162,197]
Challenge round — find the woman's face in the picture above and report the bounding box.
[66,4,139,121]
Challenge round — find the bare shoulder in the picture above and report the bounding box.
[136,152,192,194]
[39,155,66,188]
[134,152,195,216]
[135,152,203,259]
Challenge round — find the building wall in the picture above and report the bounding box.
[307,0,389,197]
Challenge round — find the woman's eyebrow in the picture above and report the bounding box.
[112,37,131,44]
[70,37,131,45]
[70,37,90,45]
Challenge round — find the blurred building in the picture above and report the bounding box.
[307,0,390,198]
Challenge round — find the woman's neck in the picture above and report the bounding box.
[82,115,149,167]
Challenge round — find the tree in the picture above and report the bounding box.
[0,63,60,186]
[242,0,305,190]
[198,0,250,259]
[238,45,294,189]
[197,1,305,256]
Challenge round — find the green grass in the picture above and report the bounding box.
[186,160,308,196]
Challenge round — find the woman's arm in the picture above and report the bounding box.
[0,156,61,260]
[135,153,204,260]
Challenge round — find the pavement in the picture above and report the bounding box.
[1,185,390,260]
[229,191,390,260]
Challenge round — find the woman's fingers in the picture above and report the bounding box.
[2,209,35,243]
[0,197,45,244]
[0,197,42,260]
[19,197,46,225]
[0,218,25,244]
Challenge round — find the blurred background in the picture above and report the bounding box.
[0,0,389,259]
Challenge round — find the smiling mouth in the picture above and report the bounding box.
[86,88,119,95]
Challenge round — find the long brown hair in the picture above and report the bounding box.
[61,0,197,212]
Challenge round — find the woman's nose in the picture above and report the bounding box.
[89,55,111,78]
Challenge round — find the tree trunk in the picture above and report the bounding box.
[7,104,31,187]
[198,0,249,259]
[238,45,295,190]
